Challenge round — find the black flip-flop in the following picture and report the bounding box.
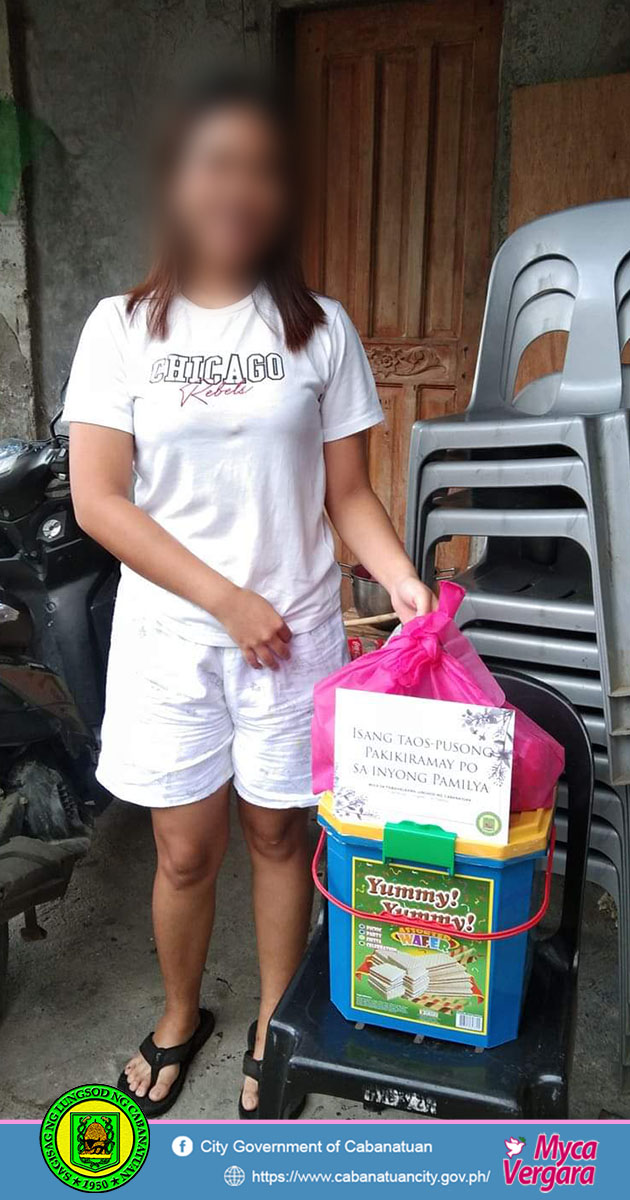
[239,1020,306,1120]
[118,1007,215,1118]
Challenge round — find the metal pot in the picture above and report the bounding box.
[340,563,392,618]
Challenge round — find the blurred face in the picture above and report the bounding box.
[166,104,289,279]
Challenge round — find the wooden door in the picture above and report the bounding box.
[510,73,630,392]
[296,0,502,571]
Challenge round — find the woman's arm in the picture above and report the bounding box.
[69,423,291,668]
[324,431,436,621]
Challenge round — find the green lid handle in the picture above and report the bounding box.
[382,821,456,874]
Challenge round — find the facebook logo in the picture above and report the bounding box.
[171,1135,194,1157]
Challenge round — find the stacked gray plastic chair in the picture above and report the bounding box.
[405,200,630,1088]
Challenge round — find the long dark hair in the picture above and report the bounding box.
[127,74,325,352]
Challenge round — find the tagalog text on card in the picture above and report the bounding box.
[333,689,515,845]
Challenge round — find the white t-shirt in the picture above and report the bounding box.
[63,289,383,645]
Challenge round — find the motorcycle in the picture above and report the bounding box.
[0,409,118,1014]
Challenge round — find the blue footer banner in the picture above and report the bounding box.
[2,1116,628,1198]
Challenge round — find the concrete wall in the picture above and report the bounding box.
[4,0,630,429]
[0,1,34,438]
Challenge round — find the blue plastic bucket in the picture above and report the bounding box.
[316,793,554,1049]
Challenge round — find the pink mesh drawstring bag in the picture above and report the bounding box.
[312,580,564,812]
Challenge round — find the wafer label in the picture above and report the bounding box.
[351,856,493,1035]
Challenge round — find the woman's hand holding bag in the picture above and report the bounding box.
[312,581,564,811]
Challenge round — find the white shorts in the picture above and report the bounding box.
[96,605,348,809]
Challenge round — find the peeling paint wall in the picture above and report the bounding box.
[0,1,35,438]
[5,0,630,426]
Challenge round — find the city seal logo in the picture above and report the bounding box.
[40,1085,150,1192]
[71,1112,120,1172]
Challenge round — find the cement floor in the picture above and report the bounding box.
[0,798,628,1121]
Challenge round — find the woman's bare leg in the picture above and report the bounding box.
[125,782,230,1102]
[238,800,312,1111]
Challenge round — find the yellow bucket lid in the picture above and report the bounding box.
[318,790,554,861]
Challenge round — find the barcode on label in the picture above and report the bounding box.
[455,1012,483,1031]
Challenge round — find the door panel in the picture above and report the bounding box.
[296,0,502,573]
[372,47,432,338]
[324,55,376,328]
[424,43,472,339]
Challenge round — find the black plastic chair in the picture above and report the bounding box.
[258,670,594,1119]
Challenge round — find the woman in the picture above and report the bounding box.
[64,75,435,1119]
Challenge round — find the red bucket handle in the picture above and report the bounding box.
[311,825,556,943]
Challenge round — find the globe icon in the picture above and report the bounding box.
[224,1165,246,1187]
